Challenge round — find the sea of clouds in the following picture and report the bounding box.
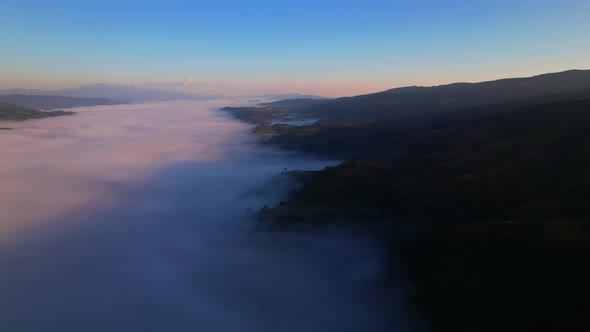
[0,100,421,331]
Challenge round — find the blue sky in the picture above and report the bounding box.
[1,0,589,96]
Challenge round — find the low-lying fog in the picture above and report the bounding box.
[0,101,418,331]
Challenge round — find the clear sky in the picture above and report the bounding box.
[1,0,589,96]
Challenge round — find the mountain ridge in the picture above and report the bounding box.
[297,69,590,122]
[0,94,125,110]
[0,84,220,103]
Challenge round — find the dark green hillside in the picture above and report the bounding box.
[0,102,73,121]
[260,89,590,159]
[283,99,590,221]
[226,73,590,332]
[261,98,590,332]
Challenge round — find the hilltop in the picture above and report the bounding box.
[302,69,590,122]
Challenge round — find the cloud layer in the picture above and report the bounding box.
[0,100,420,331]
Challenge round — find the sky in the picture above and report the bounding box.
[1,0,589,97]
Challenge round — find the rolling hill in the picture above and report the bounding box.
[297,69,590,122]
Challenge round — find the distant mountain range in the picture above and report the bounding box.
[0,94,125,110]
[0,84,220,103]
[0,84,328,104]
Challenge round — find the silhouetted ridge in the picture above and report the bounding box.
[299,69,590,122]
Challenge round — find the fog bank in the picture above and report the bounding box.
[0,101,420,331]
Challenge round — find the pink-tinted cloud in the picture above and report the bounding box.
[0,100,253,236]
